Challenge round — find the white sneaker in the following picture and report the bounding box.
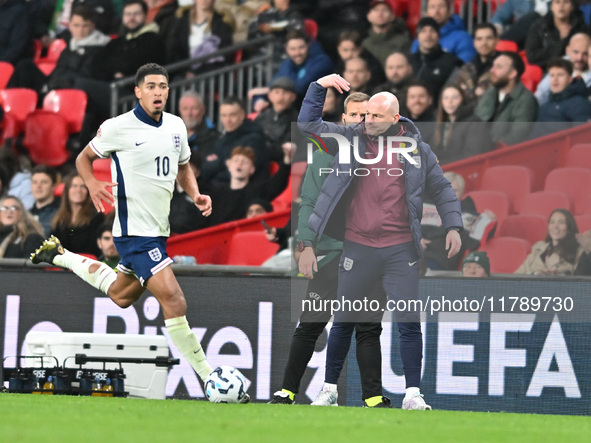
[311,387,338,406]
[402,393,432,410]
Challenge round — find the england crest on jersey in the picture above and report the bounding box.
[343,257,354,271]
[148,247,162,262]
[172,133,181,153]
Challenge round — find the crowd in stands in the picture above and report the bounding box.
[2,0,591,276]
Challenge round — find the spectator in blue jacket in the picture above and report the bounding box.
[532,58,591,137]
[411,0,476,63]
[274,29,334,99]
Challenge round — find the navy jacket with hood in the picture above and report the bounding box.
[298,82,463,258]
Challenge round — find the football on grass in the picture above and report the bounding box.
[204,366,248,403]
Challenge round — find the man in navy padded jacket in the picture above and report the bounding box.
[298,73,463,409]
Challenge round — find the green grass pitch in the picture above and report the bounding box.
[1,393,590,443]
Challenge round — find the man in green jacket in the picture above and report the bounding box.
[474,51,538,145]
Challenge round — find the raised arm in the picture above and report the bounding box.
[298,74,352,155]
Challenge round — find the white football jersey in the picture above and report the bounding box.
[90,109,190,237]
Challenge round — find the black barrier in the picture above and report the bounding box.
[1,268,590,413]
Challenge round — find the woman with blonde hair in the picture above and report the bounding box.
[0,195,44,259]
[51,174,104,257]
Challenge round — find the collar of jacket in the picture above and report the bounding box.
[501,80,528,102]
[420,44,445,62]
[541,8,586,30]
[126,22,160,40]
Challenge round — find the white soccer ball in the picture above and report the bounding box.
[204,366,248,403]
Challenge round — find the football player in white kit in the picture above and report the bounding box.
[31,63,223,394]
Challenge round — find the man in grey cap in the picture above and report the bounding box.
[254,77,300,163]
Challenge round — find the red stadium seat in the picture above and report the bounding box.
[0,61,14,91]
[521,63,543,92]
[93,158,112,182]
[575,214,591,232]
[464,190,510,227]
[37,39,67,64]
[234,49,243,64]
[544,167,591,215]
[480,165,533,213]
[93,158,113,213]
[304,19,318,40]
[23,111,69,167]
[0,88,38,143]
[499,214,548,246]
[34,39,67,75]
[37,61,57,76]
[272,161,307,210]
[269,161,279,176]
[480,236,531,274]
[43,89,88,134]
[496,40,518,52]
[389,0,407,17]
[290,161,307,202]
[54,182,64,197]
[566,144,591,170]
[271,175,291,211]
[406,0,422,35]
[226,231,280,266]
[32,39,43,64]
[519,191,573,218]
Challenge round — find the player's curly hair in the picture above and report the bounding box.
[135,63,169,86]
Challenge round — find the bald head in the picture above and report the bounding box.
[365,92,400,136]
[566,33,591,73]
[370,92,399,114]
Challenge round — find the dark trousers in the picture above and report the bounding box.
[327,240,422,389]
[281,253,385,400]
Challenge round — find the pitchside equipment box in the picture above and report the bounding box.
[24,332,171,399]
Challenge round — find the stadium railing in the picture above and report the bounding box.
[108,35,275,127]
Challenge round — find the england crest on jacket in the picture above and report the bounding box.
[397,147,421,168]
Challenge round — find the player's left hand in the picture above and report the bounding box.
[194,194,212,217]
[445,229,462,258]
